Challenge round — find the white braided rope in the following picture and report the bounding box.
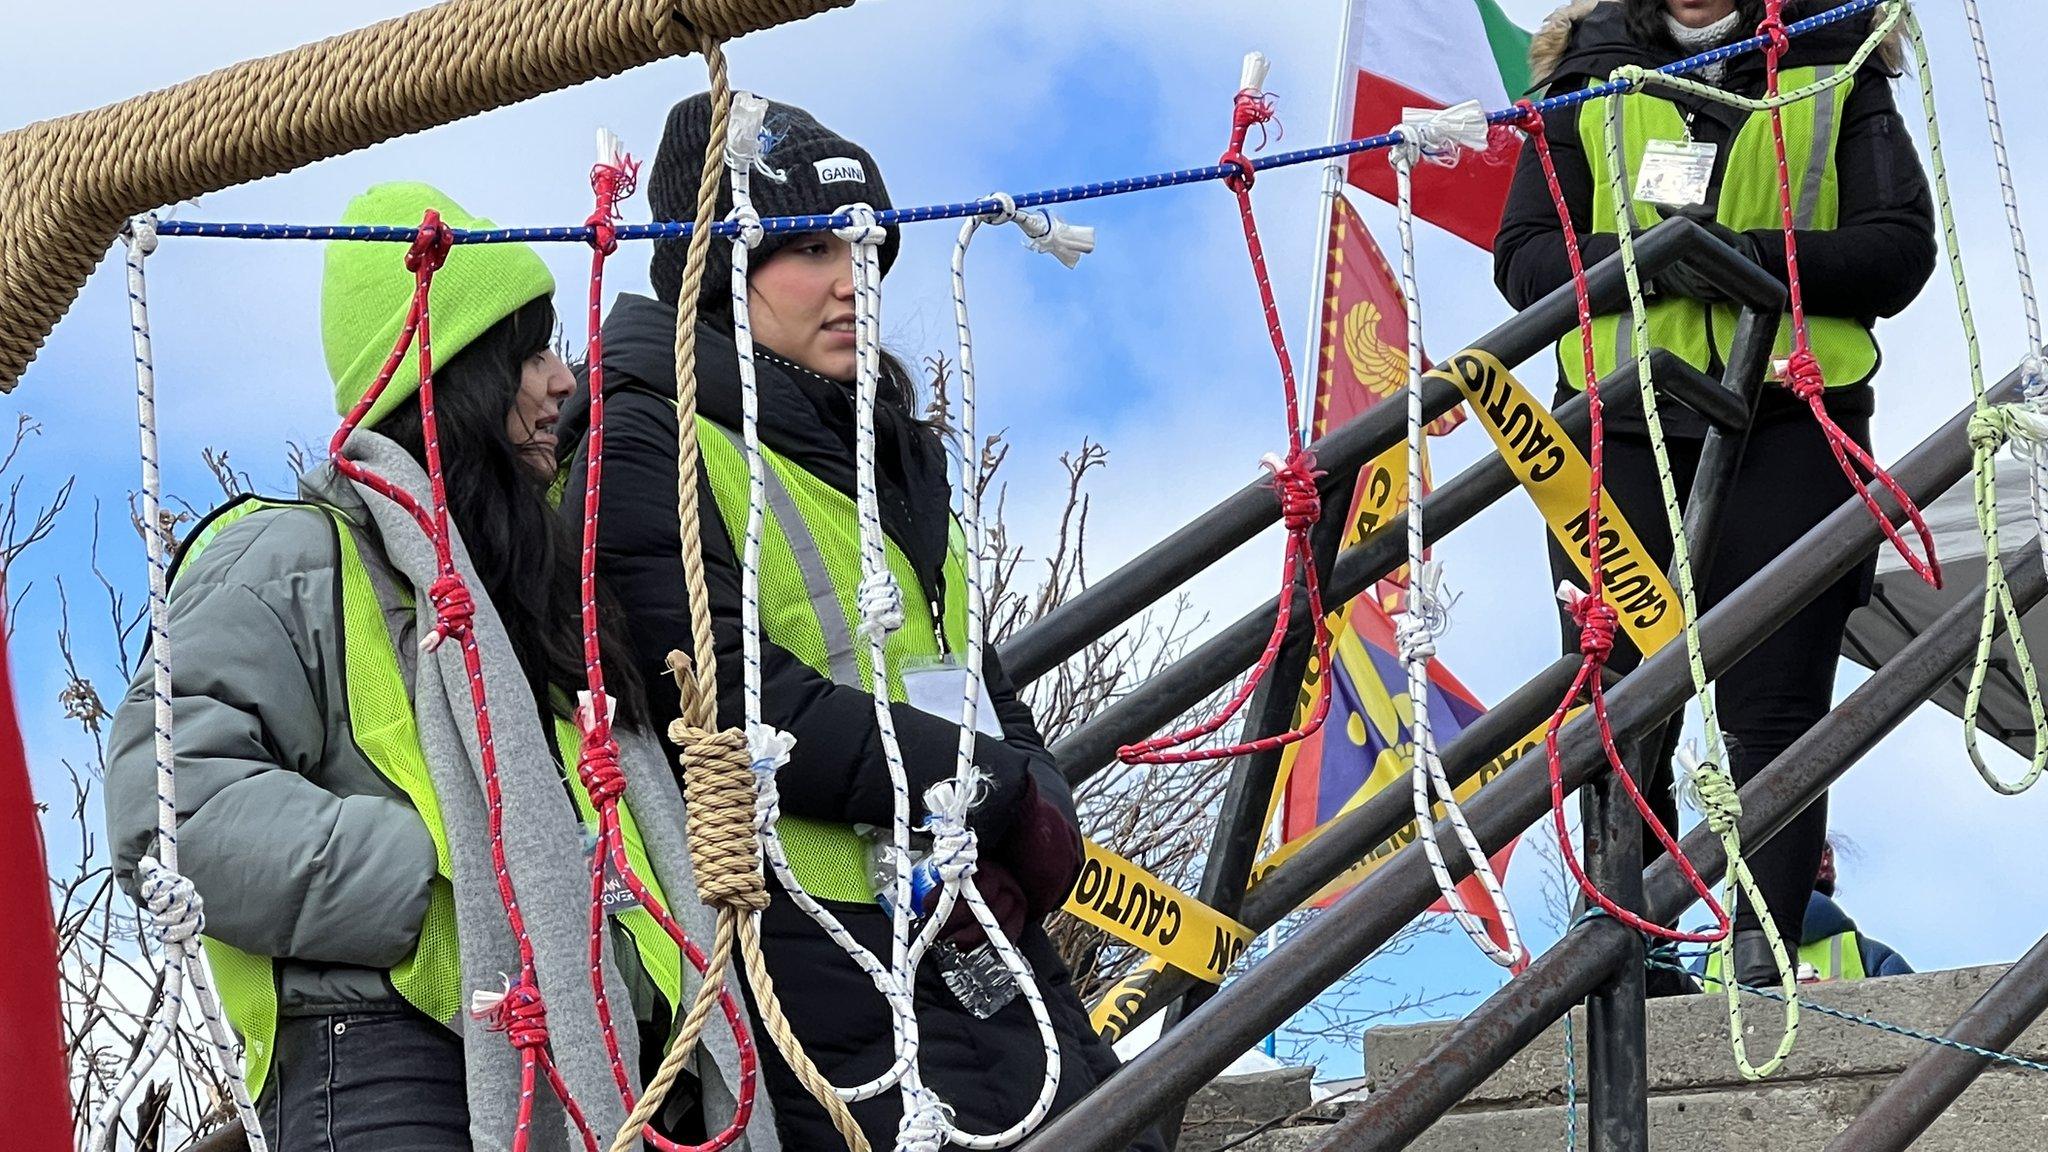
[724,133,920,1104]
[1386,146,1523,969]
[89,215,269,1152]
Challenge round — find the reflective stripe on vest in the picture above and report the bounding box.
[179,497,681,1097]
[1701,927,1869,990]
[697,421,971,904]
[1558,66,1880,391]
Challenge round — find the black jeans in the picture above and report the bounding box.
[258,1010,468,1152]
[1546,405,1876,944]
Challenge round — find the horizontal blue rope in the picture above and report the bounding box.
[153,0,1885,246]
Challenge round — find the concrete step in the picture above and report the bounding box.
[1214,965,2048,1150]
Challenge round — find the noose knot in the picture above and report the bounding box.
[577,737,627,805]
[1781,349,1827,403]
[422,573,475,652]
[1571,594,1620,664]
[1263,450,1324,532]
[678,724,770,912]
[473,977,550,1051]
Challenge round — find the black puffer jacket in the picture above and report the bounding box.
[562,294,1155,1150]
[1495,0,1935,427]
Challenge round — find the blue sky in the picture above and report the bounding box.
[11,0,2048,1081]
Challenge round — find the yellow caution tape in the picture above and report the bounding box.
[1431,347,1681,656]
[1061,840,1253,991]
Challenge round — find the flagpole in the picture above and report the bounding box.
[1297,0,1365,429]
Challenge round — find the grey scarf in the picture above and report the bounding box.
[1667,10,1745,84]
[322,433,774,1152]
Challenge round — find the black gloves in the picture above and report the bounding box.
[1647,206,1773,302]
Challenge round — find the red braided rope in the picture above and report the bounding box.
[1512,106,1731,944]
[1117,86,1334,766]
[327,212,602,1152]
[1758,3,1940,588]
[573,152,760,1151]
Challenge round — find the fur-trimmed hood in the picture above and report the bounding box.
[1529,0,1905,90]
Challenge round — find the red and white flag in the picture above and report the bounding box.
[1343,0,1534,250]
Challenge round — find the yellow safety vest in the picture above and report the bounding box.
[695,421,971,903]
[178,498,682,1098]
[1701,929,1869,991]
[1558,66,1881,391]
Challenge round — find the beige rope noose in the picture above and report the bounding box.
[612,40,867,1152]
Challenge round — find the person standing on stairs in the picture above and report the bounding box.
[559,93,1164,1151]
[1494,0,1936,990]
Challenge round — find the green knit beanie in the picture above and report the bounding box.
[322,182,555,429]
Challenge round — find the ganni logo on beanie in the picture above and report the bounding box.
[813,157,868,185]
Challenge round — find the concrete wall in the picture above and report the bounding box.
[1211,964,2048,1150]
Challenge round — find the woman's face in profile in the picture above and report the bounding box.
[506,346,575,477]
[747,231,860,382]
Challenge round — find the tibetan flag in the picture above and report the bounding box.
[1344,0,1534,250]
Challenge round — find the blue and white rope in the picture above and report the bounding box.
[147,1,1891,249]
[723,124,921,1109]
[1388,116,1524,970]
[88,214,268,1152]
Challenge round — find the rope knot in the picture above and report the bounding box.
[136,857,204,946]
[1678,741,1743,835]
[420,572,475,653]
[748,725,796,833]
[1558,582,1619,663]
[1756,13,1791,57]
[1395,560,1455,664]
[1392,100,1491,169]
[979,191,1019,226]
[1262,450,1324,532]
[679,725,770,911]
[856,571,905,640]
[124,214,160,257]
[470,976,550,1051]
[1510,99,1547,136]
[833,204,886,248]
[576,738,627,805]
[730,204,765,251]
[1779,349,1827,402]
[1970,406,2015,454]
[587,131,640,256]
[921,773,989,885]
[404,210,454,274]
[895,1086,953,1152]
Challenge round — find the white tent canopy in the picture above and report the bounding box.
[1841,454,2048,757]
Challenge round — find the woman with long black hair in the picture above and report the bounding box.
[107,183,759,1151]
[1495,0,1936,989]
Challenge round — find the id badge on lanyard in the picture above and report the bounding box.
[901,655,1005,739]
[1634,138,1718,210]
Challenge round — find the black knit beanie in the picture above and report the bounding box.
[648,92,901,310]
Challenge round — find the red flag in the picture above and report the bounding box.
[0,608,74,1152]
[1341,0,1534,251]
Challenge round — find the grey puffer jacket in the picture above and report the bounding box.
[107,470,435,1016]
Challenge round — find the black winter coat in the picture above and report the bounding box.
[561,294,1158,1151]
[1495,0,1935,429]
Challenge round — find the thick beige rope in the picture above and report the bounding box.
[645,42,868,1149]
[0,0,852,391]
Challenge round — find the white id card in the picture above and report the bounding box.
[902,657,1005,739]
[1633,139,1717,209]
